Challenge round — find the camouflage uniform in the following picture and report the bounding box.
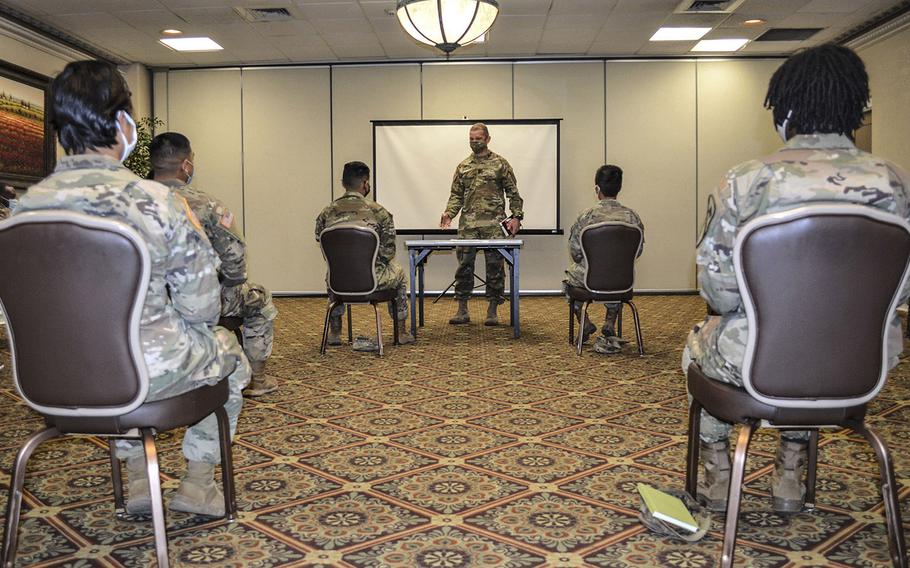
[445,151,523,302]
[565,198,644,336]
[315,191,408,320]
[15,155,250,464]
[684,134,910,443]
[159,180,278,364]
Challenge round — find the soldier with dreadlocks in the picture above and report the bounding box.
[683,44,910,514]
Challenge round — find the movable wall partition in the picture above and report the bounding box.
[152,58,784,294]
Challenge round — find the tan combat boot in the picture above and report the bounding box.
[398,318,415,345]
[327,315,343,346]
[246,360,279,397]
[697,440,731,511]
[771,439,808,513]
[125,455,152,515]
[169,461,225,517]
[449,300,470,324]
[484,300,499,326]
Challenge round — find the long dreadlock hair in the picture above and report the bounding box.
[764,43,869,137]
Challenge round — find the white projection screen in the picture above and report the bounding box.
[373,120,560,233]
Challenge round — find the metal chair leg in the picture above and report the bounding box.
[853,421,907,568]
[110,440,125,517]
[685,399,702,499]
[2,427,59,568]
[626,300,644,356]
[347,305,353,344]
[373,303,384,357]
[568,300,576,346]
[142,429,169,568]
[391,300,399,346]
[805,430,819,510]
[721,422,756,568]
[577,301,591,355]
[215,407,237,522]
[320,299,335,355]
[617,303,623,338]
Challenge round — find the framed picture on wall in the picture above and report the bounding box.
[0,59,54,188]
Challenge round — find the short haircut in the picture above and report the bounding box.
[764,43,869,136]
[470,123,490,137]
[342,161,370,190]
[50,60,133,155]
[149,132,192,173]
[595,165,623,197]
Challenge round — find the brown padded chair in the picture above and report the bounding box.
[566,221,644,355]
[319,224,399,357]
[685,204,910,568]
[0,211,237,568]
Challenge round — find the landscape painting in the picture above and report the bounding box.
[0,61,52,187]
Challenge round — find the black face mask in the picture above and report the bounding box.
[470,140,488,153]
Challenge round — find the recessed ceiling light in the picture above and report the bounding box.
[160,28,182,35]
[650,27,711,41]
[743,19,765,26]
[691,38,749,51]
[159,37,223,52]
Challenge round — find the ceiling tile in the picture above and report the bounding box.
[173,7,243,25]
[798,0,866,13]
[545,14,608,30]
[498,0,553,16]
[298,1,363,20]
[549,0,618,15]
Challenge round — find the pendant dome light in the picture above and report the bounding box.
[396,0,500,54]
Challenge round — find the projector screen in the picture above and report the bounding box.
[373,120,561,233]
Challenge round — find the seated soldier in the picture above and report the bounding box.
[684,44,910,514]
[149,133,279,397]
[565,165,644,354]
[315,161,415,350]
[14,60,250,517]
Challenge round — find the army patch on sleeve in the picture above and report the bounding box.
[220,210,234,229]
[179,196,203,231]
[697,194,716,247]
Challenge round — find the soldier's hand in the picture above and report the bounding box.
[505,218,520,236]
[440,214,452,229]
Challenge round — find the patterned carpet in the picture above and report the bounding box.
[0,295,908,567]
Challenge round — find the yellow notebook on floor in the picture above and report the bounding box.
[637,483,698,533]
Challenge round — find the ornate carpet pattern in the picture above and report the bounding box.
[0,295,908,567]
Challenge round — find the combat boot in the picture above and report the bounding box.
[327,315,343,346]
[398,318,415,345]
[169,461,225,517]
[484,300,499,326]
[449,300,470,324]
[697,440,731,511]
[125,455,152,515]
[246,360,278,397]
[771,439,808,513]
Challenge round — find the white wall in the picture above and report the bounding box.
[154,58,788,294]
[860,24,910,170]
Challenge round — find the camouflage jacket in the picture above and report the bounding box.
[315,191,398,270]
[699,134,910,359]
[14,154,223,381]
[445,151,523,232]
[159,180,247,287]
[566,198,644,287]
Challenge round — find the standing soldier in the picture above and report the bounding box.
[13,60,250,517]
[149,132,279,397]
[684,44,910,514]
[315,161,415,349]
[565,165,644,354]
[440,123,524,326]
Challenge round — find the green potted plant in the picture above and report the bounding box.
[124,116,164,179]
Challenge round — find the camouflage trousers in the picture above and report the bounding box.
[330,262,409,321]
[115,328,251,464]
[222,282,278,363]
[455,226,505,302]
[563,280,622,336]
[683,314,808,444]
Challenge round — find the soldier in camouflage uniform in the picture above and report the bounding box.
[149,132,279,397]
[315,161,415,349]
[13,61,249,518]
[683,44,910,514]
[565,165,644,355]
[440,123,524,326]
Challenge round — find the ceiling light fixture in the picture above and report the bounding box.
[743,19,765,26]
[159,37,223,52]
[649,27,711,41]
[396,0,499,54]
[160,28,183,35]
[691,38,749,51]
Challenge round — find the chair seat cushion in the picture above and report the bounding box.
[333,288,397,303]
[45,380,229,435]
[687,363,866,426]
[565,285,632,303]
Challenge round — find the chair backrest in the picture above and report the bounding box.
[319,224,379,295]
[0,211,150,417]
[736,204,910,409]
[580,221,643,294]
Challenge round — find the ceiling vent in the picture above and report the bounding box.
[755,28,823,41]
[233,7,294,22]
[675,0,746,13]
